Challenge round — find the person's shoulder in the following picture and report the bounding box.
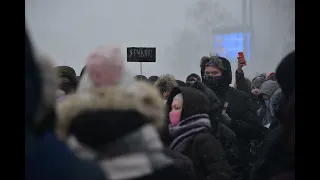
[228,87,250,99]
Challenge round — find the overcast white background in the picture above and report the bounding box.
[26,0,294,81]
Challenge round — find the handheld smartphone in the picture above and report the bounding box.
[238,52,247,65]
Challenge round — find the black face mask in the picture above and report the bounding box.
[202,75,228,92]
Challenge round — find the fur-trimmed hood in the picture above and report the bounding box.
[259,80,280,98]
[56,82,174,180]
[154,74,178,94]
[56,81,165,139]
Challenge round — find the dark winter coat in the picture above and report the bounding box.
[25,131,106,180]
[250,128,294,180]
[258,124,282,157]
[189,81,223,122]
[25,28,106,180]
[167,87,234,180]
[182,132,234,180]
[200,56,266,179]
[189,81,241,171]
[200,57,265,141]
[163,148,196,180]
[235,70,261,112]
[222,87,265,140]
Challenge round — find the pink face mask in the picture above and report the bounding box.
[251,88,260,95]
[169,111,181,126]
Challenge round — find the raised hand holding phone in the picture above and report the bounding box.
[237,52,247,72]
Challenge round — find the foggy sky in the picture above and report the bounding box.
[26,0,294,81]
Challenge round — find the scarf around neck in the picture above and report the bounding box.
[169,114,211,152]
[66,124,172,180]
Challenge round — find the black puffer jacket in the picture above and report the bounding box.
[163,148,196,180]
[167,87,234,180]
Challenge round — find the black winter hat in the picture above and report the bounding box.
[55,66,76,77]
[54,66,78,89]
[167,87,210,120]
[134,75,148,81]
[176,80,186,87]
[276,51,295,102]
[186,73,201,82]
[148,75,159,82]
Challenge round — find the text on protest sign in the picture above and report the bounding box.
[127,47,156,62]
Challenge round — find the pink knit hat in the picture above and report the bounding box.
[86,45,124,87]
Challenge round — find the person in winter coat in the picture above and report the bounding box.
[200,55,265,140]
[234,78,251,91]
[235,57,266,113]
[56,82,188,180]
[251,77,267,95]
[266,72,277,81]
[158,122,196,180]
[25,29,106,180]
[256,80,280,128]
[166,86,235,180]
[268,88,283,129]
[188,81,244,178]
[54,66,78,95]
[200,55,266,178]
[256,88,283,157]
[135,75,148,81]
[162,149,196,180]
[186,73,201,87]
[154,74,178,102]
[148,75,159,85]
[250,51,295,180]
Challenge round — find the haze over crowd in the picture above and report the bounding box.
[25,0,294,81]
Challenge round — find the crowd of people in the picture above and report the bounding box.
[25,27,295,180]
